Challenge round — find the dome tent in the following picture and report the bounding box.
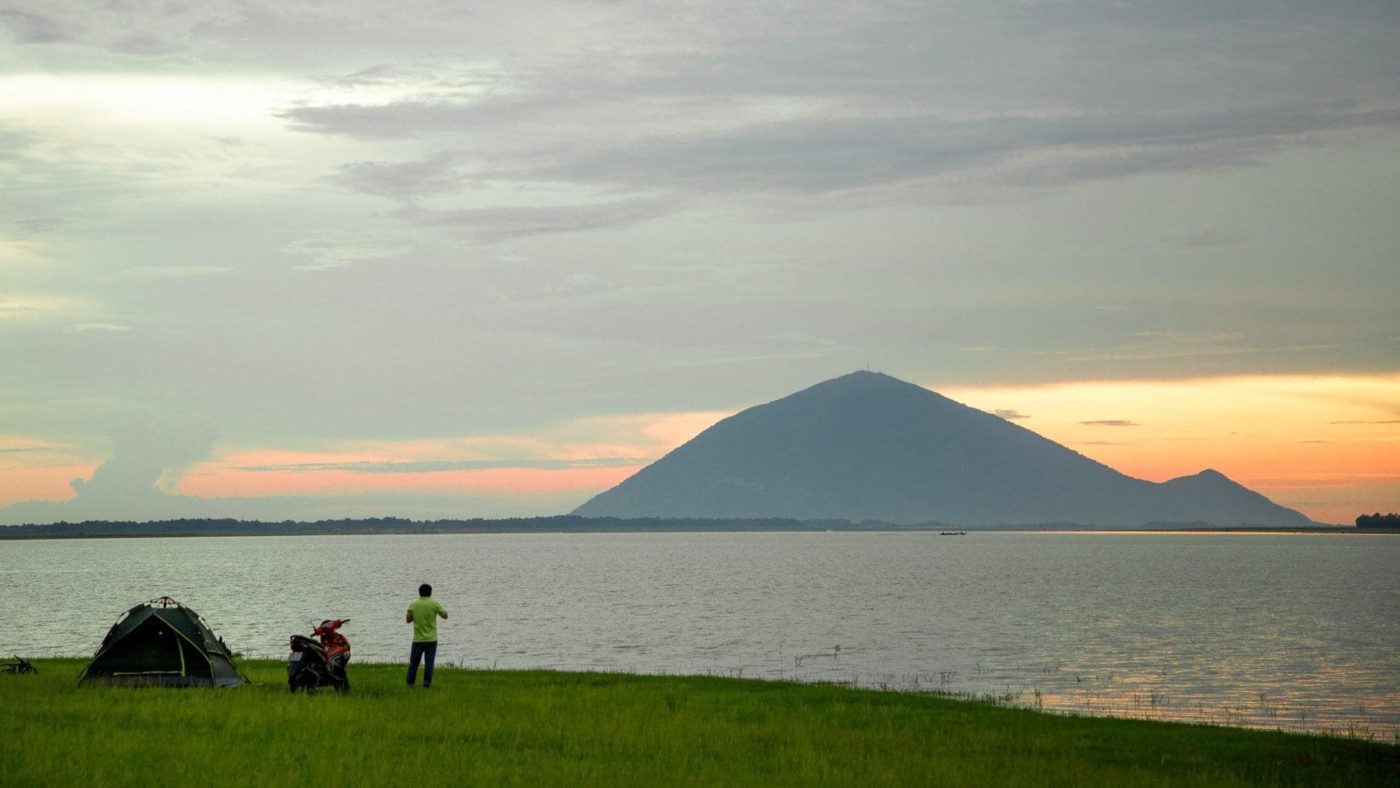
[80,596,245,687]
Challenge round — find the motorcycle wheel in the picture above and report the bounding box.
[289,667,315,693]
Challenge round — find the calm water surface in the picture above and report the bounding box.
[2,531,1395,739]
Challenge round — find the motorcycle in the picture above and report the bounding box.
[287,618,351,692]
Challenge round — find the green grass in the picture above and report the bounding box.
[1,659,1395,787]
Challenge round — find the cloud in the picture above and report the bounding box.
[0,295,78,320]
[1079,420,1139,427]
[70,419,217,501]
[533,105,1400,195]
[330,153,468,199]
[393,197,677,241]
[0,6,76,44]
[994,409,1030,421]
[0,124,34,159]
[111,266,233,281]
[293,101,1400,203]
[73,323,132,332]
[279,99,494,141]
[0,420,221,523]
[280,234,412,271]
[106,32,183,56]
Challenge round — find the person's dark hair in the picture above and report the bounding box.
[419,583,432,597]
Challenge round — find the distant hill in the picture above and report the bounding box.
[573,371,1314,527]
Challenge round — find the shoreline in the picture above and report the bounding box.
[20,656,1397,744]
[4,659,1395,785]
[0,521,1380,541]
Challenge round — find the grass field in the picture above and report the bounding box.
[1,659,1395,786]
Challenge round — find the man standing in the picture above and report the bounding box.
[406,583,448,688]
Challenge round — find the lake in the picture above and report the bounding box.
[1,531,1395,740]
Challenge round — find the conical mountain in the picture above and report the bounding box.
[573,371,1313,527]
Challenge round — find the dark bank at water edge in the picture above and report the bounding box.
[2,659,1395,786]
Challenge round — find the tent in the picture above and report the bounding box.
[80,596,245,687]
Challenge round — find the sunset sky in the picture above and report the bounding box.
[2,1,1396,525]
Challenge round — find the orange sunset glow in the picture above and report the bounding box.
[169,409,731,507]
[944,374,1400,524]
[178,459,642,498]
[3,376,1391,525]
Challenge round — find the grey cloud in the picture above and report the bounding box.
[307,103,1400,200]
[1002,0,1399,30]
[0,0,452,61]
[0,6,76,43]
[279,234,415,271]
[278,97,540,141]
[107,32,183,56]
[0,420,233,524]
[70,419,216,502]
[538,106,1400,194]
[394,198,676,241]
[277,2,1398,118]
[0,420,223,525]
[329,63,412,87]
[322,63,501,91]
[0,125,35,161]
[12,216,64,235]
[110,266,233,281]
[1080,420,1139,428]
[331,154,467,199]
[994,409,1030,421]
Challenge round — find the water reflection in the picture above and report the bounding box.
[0,531,1395,740]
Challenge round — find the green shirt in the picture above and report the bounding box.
[407,597,447,643]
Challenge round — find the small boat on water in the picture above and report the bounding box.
[938,530,967,536]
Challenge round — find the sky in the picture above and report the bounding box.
[1,1,1397,526]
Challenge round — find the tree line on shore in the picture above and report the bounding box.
[0,515,916,539]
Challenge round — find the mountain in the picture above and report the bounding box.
[573,371,1314,527]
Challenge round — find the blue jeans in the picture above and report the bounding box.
[407,641,438,687]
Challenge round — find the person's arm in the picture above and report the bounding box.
[406,610,413,624]
[438,602,448,620]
